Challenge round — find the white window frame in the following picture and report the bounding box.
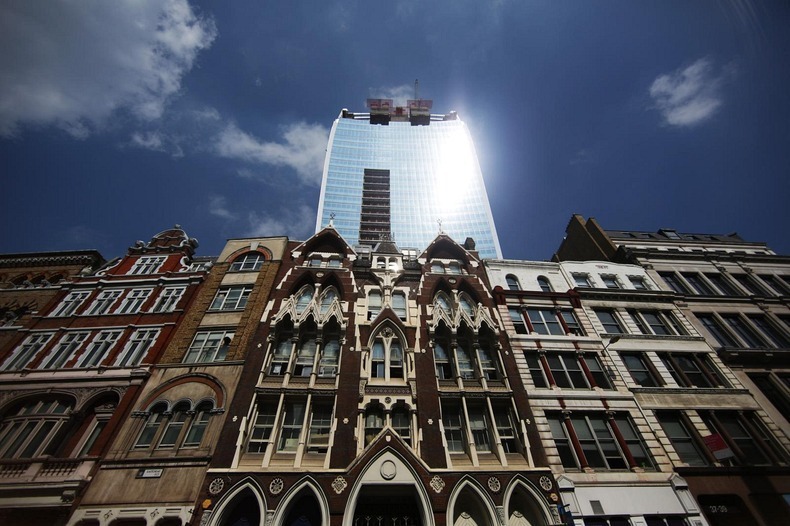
[116,288,152,315]
[77,330,122,368]
[229,252,264,272]
[0,399,72,458]
[2,332,55,370]
[151,286,186,313]
[129,256,166,275]
[184,330,234,363]
[50,291,90,317]
[115,329,160,367]
[39,331,90,369]
[86,289,123,315]
[209,286,252,311]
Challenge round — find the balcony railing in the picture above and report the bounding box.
[0,457,93,482]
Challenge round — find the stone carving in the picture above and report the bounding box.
[430,476,445,493]
[332,476,348,494]
[380,460,397,480]
[539,475,553,491]
[487,476,501,493]
[269,478,284,495]
[208,477,225,495]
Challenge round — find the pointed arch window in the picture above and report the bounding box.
[434,293,451,312]
[459,295,474,316]
[537,276,553,292]
[369,330,406,381]
[320,288,337,314]
[295,287,313,314]
[506,274,521,291]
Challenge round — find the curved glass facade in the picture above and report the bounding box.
[316,113,502,259]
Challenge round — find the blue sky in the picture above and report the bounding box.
[2,1,789,261]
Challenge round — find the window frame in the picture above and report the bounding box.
[115,328,160,367]
[39,331,90,369]
[129,256,166,275]
[594,309,625,335]
[2,332,55,370]
[209,285,253,312]
[85,289,123,316]
[50,291,90,317]
[151,286,186,313]
[184,330,234,363]
[116,288,153,315]
[229,252,265,272]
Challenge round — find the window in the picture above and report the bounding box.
[368,290,382,320]
[721,314,768,348]
[210,286,252,311]
[248,401,276,453]
[526,308,564,335]
[320,289,337,314]
[509,308,528,334]
[705,273,739,296]
[476,344,499,380]
[2,332,54,370]
[158,402,190,448]
[0,399,72,458]
[278,401,305,451]
[621,353,662,387]
[682,273,715,295]
[307,404,333,452]
[430,262,444,274]
[134,400,214,450]
[392,291,407,320]
[696,314,738,347]
[656,412,709,466]
[549,413,649,470]
[702,411,786,465]
[370,339,404,380]
[50,291,90,317]
[135,403,167,448]
[115,329,159,367]
[129,256,166,275]
[759,275,790,295]
[561,310,585,336]
[601,275,620,289]
[594,309,624,334]
[295,287,313,314]
[536,352,610,389]
[269,335,292,375]
[364,406,384,445]
[629,310,685,336]
[434,341,453,380]
[184,330,233,363]
[40,332,89,369]
[659,272,689,294]
[117,288,152,314]
[391,407,412,446]
[748,315,790,347]
[183,401,213,447]
[77,330,121,367]
[506,275,520,291]
[454,342,475,380]
[318,337,340,377]
[152,286,185,313]
[294,333,317,377]
[572,273,592,288]
[467,404,492,452]
[229,252,264,272]
[458,295,474,316]
[628,276,647,290]
[441,402,465,453]
[732,273,767,295]
[659,353,727,388]
[525,354,548,388]
[537,276,553,292]
[447,262,461,274]
[748,373,790,419]
[86,289,122,315]
[494,406,520,453]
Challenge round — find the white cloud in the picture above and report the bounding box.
[214,122,329,185]
[649,58,729,127]
[208,195,237,220]
[0,0,216,138]
[369,84,415,107]
[247,204,316,240]
[129,130,184,158]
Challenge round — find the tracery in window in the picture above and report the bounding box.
[295,286,314,314]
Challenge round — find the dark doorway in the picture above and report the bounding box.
[284,491,322,526]
[352,485,423,526]
[219,488,261,526]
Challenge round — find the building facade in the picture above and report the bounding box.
[191,228,559,525]
[315,100,502,259]
[554,215,790,526]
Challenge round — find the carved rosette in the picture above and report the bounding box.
[269,478,284,495]
[208,478,225,496]
[332,476,348,494]
[539,475,553,491]
[487,476,501,493]
[429,476,445,493]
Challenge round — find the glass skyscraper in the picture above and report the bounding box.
[315,100,502,259]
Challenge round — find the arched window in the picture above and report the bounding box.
[434,293,451,312]
[369,331,405,381]
[459,294,475,316]
[537,276,553,292]
[391,407,412,446]
[368,290,382,320]
[158,401,190,448]
[0,398,73,458]
[506,274,521,291]
[392,291,407,320]
[295,287,313,314]
[229,252,265,272]
[183,401,213,447]
[135,402,167,449]
[364,405,384,445]
[320,288,337,314]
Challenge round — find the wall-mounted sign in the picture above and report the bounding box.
[136,468,163,479]
[702,434,734,460]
